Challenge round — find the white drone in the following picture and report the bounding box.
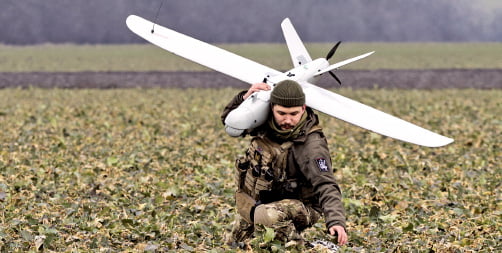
[126,15,453,147]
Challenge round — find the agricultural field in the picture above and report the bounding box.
[1,43,502,72]
[0,43,501,251]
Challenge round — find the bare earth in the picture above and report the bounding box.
[0,69,500,89]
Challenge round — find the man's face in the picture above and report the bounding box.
[272,104,306,130]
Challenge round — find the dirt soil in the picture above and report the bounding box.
[0,69,500,89]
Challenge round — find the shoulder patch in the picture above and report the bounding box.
[315,157,329,172]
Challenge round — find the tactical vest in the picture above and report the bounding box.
[234,135,292,223]
[238,135,293,199]
[234,126,322,223]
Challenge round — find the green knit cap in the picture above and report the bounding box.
[270,80,305,107]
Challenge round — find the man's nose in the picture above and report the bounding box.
[283,116,292,124]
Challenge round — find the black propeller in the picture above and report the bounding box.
[326,41,342,85]
[328,70,341,85]
[326,41,341,60]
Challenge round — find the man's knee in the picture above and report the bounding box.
[253,204,285,226]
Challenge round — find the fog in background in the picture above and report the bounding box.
[1,0,501,44]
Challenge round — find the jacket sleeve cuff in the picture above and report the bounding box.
[236,90,246,103]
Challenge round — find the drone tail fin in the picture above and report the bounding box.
[281,18,313,67]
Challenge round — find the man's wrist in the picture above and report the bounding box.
[326,221,346,232]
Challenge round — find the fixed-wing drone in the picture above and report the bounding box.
[126,15,453,147]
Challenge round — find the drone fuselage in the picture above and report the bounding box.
[224,58,329,137]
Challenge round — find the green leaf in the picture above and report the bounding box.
[20,230,33,241]
[402,223,415,232]
[263,226,276,243]
[106,156,119,166]
[121,219,134,227]
[452,207,465,216]
[379,214,398,223]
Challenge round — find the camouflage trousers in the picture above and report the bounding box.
[225,199,321,245]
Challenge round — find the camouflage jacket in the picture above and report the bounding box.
[221,91,346,230]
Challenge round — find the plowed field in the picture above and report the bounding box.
[1,69,501,89]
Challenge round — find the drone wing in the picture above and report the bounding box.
[315,51,375,76]
[302,82,454,147]
[126,15,281,84]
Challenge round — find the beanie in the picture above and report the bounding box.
[270,80,305,107]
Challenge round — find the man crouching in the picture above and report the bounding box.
[221,80,347,248]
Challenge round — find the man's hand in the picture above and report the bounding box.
[243,83,271,100]
[329,225,348,246]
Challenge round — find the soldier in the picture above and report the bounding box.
[222,80,347,248]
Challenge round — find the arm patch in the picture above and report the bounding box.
[315,157,329,172]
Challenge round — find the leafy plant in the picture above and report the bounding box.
[0,88,500,251]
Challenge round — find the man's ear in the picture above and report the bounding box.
[302,104,306,111]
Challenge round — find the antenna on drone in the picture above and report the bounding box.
[151,0,166,33]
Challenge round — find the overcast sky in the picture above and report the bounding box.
[1,0,501,44]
